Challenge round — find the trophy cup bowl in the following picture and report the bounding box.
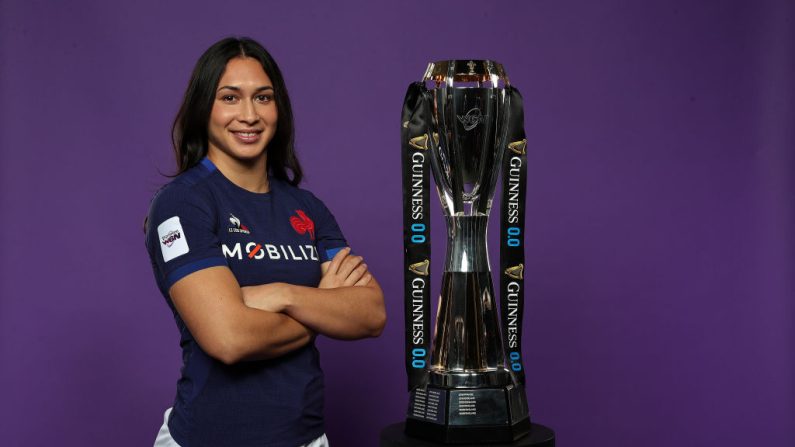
[404,60,532,444]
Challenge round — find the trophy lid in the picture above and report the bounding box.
[423,60,509,86]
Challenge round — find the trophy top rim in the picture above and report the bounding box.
[422,60,509,85]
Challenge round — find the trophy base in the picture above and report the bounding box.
[405,384,534,444]
[406,418,532,444]
[381,421,555,446]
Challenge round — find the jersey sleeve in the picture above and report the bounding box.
[145,184,228,291]
[307,192,349,263]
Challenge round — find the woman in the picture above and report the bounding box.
[145,37,386,447]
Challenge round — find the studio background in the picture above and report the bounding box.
[1,1,792,446]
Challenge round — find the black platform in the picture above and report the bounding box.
[380,422,555,447]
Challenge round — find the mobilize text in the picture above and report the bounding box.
[222,242,319,261]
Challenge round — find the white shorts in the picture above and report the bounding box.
[154,407,329,447]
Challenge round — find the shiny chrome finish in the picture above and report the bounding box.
[429,368,513,388]
[423,60,513,383]
[422,60,511,217]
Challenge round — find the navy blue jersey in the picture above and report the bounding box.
[145,157,347,447]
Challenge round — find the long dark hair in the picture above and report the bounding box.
[171,37,302,185]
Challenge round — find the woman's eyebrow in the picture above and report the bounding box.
[216,85,274,93]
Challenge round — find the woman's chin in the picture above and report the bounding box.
[213,147,268,165]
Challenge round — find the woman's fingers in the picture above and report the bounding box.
[327,247,350,275]
[354,272,372,287]
[337,254,363,279]
[344,263,369,286]
[320,247,372,288]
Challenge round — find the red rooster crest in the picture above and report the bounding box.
[290,210,315,240]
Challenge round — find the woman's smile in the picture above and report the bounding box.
[230,129,263,143]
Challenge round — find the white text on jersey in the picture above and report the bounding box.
[222,242,319,261]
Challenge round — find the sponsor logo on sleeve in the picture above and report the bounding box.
[158,216,189,262]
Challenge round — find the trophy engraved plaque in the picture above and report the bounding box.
[401,61,553,445]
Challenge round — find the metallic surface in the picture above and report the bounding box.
[423,60,513,381]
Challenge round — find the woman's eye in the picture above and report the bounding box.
[256,95,273,103]
[221,95,237,102]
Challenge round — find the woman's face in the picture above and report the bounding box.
[207,57,278,166]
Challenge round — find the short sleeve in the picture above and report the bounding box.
[145,184,227,291]
[307,192,348,263]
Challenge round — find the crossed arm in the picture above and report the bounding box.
[168,248,386,364]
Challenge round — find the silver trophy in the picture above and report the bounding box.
[403,60,535,444]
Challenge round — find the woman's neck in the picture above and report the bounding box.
[207,150,270,193]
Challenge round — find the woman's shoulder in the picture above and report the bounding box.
[162,160,218,191]
[147,163,218,215]
[272,179,327,208]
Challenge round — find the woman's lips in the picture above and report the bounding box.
[231,131,261,144]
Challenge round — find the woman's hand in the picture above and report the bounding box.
[241,282,290,313]
[318,247,372,289]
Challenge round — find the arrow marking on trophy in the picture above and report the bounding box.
[505,263,524,280]
[409,134,430,150]
[409,259,430,276]
[508,139,527,155]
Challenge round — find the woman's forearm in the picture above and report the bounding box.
[231,308,315,362]
[169,267,314,365]
[286,281,386,339]
[244,281,386,340]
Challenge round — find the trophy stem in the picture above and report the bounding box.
[443,215,490,273]
[431,216,506,380]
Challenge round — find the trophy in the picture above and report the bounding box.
[401,61,551,444]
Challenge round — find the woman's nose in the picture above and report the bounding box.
[238,100,259,123]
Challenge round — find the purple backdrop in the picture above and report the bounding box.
[1,0,793,445]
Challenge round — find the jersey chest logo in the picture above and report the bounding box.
[289,210,315,240]
[222,242,319,262]
[228,213,251,234]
